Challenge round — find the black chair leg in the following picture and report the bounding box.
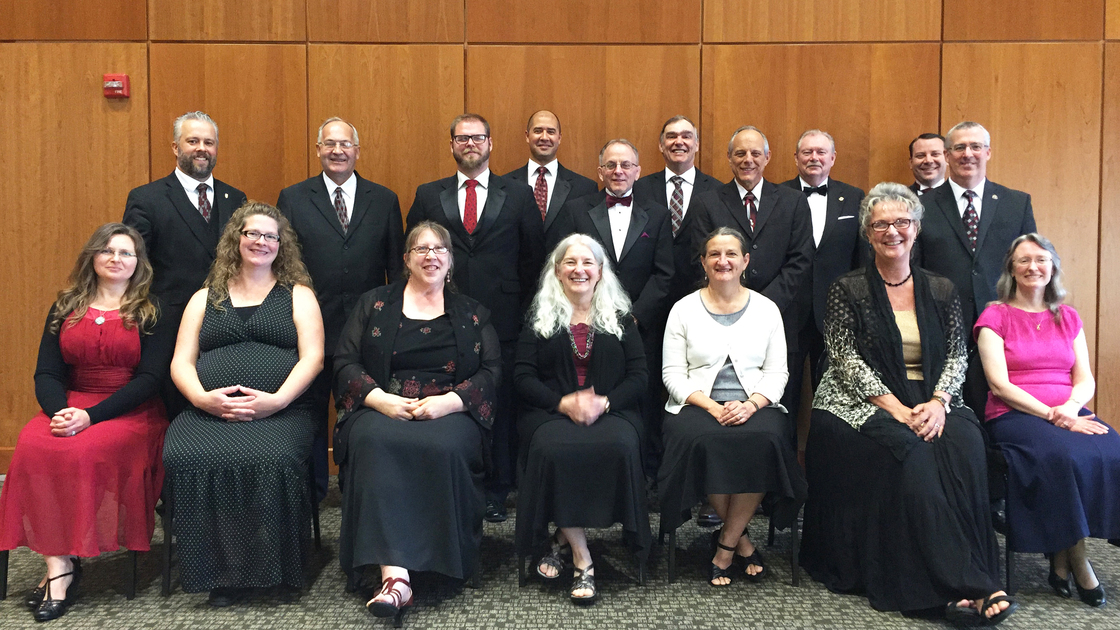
[767,516,776,546]
[126,550,138,599]
[0,548,8,600]
[518,555,527,587]
[161,487,173,597]
[636,555,646,586]
[790,513,801,587]
[467,569,482,589]
[1003,472,1016,595]
[667,529,677,584]
[308,458,321,551]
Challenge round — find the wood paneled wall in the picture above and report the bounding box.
[1,1,1115,471]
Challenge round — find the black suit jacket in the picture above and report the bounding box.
[123,171,247,307]
[692,180,814,346]
[781,177,867,332]
[916,179,1036,329]
[406,172,545,343]
[633,167,723,304]
[277,173,404,353]
[567,192,674,333]
[503,162,599,251]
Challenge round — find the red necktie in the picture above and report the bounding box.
[605,195,632,208]
[334,186,349,232]
[744,191,757,231]
[196,183,211,222]
[463,180,479,234]
[533,166,548,221]
[962,190,979,253]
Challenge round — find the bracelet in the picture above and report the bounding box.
[931,393,950,413]
[603,397,610,413]
[746,398,760,412]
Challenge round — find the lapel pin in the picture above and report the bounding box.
[838,197,844,202]
[991,194,998,200]
[224,193,229,198]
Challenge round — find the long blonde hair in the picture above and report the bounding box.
[527,234,632,339]
[204,201,312,308]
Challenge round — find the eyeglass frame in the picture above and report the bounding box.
[409,245,450,256]
[241,230,281,244]
[869,218,914,232]
[451,134,489,145]
[96,248,138,259]
[317,140,357,150]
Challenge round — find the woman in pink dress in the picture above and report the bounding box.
[976,232,1120,608]
[0,223,174,622]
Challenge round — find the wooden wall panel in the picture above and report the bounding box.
[703,0,940,43]
[308,45,465,217]
[941,43,1102,357]
[149,0,306,41]
[467,45,700,183]
[308,0,463,42]
[466,0,701,43]
[149,44,307,204]
[1109,0,1120,38]
[1097,43,1120,423]
[0,43,149,464]
[701,44,940,190]
[944,0,1104,41]
[0,0,147,40]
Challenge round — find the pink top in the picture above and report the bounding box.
[570,323,591,387]
[973,303,1082,420]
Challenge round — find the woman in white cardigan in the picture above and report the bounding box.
[657,227,807,587]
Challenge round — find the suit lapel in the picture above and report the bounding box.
[473,177,506,238]
[719,184,752,237]
[588,202,617,260]
[438,181,471,242]
[165,175,215,251]
[818,187,843,248]
[933,184,972,255]
[974,180,999,254]
[619,203,650,262]
[310,176,346,239]
[346,175,373,237]
[651,172,669,208]
[753,180,778,236]
[545,175,571,232]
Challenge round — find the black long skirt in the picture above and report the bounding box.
[338,410,486,580]
[657,405,807,532]
[515,411,651,559]
[800,408,1002,612]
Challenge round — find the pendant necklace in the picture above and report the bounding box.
[93,308,106,325]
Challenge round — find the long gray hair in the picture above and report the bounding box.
[994,232,1067,321]
[527,234,632,339]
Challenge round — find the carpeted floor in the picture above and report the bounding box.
[3,479,1120,629]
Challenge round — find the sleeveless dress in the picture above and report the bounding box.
[0,309,168,556]
[162,285,315,592]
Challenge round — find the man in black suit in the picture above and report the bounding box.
[633,115,723,306]
[693,126,814,353]
[124,111,247,417]
[277,117,404,500]
[503,110,598,250]
[568,139,673,478]
[779,129,866,430]
[407,113,545,522]
[916,121,1036,413]
[908,132,947,196]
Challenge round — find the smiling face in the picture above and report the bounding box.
[1010,240,1053,296]
[597,142,641,197]
[173,119,218,181]
[317,120,360,185]
[701,234,749,286]
[405,228,452,287]
[727,129,770,190]
[556,242,602,304]
[946,126,991,189]
[451,119,492,176]
[239,214,281,269]
[909,137,947,187]
[795,133,835,187]
[525,111,561,164]
[659,119,699,174]
[867,201,918,263]
[93,234,139,286]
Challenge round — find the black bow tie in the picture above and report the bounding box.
[605,195,632,208]
[803,184,828,196]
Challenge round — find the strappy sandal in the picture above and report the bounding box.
[367,576,414,627]
[570,564,598,605]
[537,532,572,581]
[33,568,81,622]
[979,593,1019,626]
[738,546,769,582]
[709,540,737,587]
[944,600,981,625]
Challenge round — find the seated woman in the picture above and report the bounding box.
[800,182,1018,624]
[658,227,806,587]
[976,233,1120,607]
[163,201,324,606]
[333,221,499,624]
[514,234,650,606]
[0,223,173,622]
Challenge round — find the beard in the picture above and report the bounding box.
[178,150,216,179]
[454,147,490,171]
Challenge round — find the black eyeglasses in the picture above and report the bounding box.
[410,245,449,255]
[241,230,281,243]
[452,134,489,145]
[870,218,913,232]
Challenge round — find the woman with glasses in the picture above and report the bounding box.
[976,233,1120,607]
[801,183,1017,624]
[0,223,174,622]
[332,221,499,624]
[163,201,324,606]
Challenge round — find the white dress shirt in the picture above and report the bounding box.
[664,166,696,216]
[606,191,633,259]
[733,179,765,228]
[799,176,828,246]
[948,178,986,220]
[456,169,491,222]
[174,167,215,213]
[915,177,945,194]
[323,172,357,223]
[527,159,558,211]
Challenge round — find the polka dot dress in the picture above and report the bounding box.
[163,284,315,592]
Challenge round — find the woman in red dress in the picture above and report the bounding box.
[0,223,174,622]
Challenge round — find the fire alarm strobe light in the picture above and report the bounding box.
[103,74,130,98]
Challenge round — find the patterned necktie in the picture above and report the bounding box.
[196,183,211,222]
[463,180,479,234]
[334,186,349,232]
[669,175,685,236]
[744,191,757,232]
[533,166,548,221]
[962,190,979,253]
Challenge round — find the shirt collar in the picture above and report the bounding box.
[529,159,558,179]
[798,176,830,192]
[457,168,490,190]
[734,178,764,200]
[174,167,214,193]
[322,172,357,198]
[948,177,985,201]
[665,165,695,185]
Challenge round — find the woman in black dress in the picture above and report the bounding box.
[800,183,1017,623]
[514,233,649,606]
[164,201,324,606]
[333,221,499,624]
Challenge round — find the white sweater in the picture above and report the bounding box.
[662,289,788,414]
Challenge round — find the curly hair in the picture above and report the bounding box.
[527,234,632,339]
[858,182,924,240]
[51,223,158,334]
[204,201,313,309]
[994,232,1068,322]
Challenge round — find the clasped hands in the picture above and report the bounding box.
[1048,401,1109,434]
[365,388,465,421]
[558,388,609,426]
[50,407,91,437]
[897,400,946,442]
[196,384,288,421]
[712,399,757,426]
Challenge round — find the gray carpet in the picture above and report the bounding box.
[3,479,1120,629]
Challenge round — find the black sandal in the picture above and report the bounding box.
[570,564,598,605]
[537,532,572,581]
[738,546,769,582]
[944,600,981,625]
[709,540,737,587]
[979,593,1019,626]
[33,569,81,622]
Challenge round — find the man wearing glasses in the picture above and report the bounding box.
[916,121,1036,412]
[277,117,404,500]
[407,113,545,523]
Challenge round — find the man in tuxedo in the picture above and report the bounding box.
[568,139,674,479]
[407,113,545,522]
[916,121,1036,413]
[123,111,247,417]
[503,110,598,250]
[277,117,404,500]
[908,133,947,195]
[633,115,723,306]
[692,126,814,353]
[779,129,866,430]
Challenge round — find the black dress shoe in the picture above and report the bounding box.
[484,499,507,523]
[1074,565,1107,607]
[208,587,243,607]
[24,584,46,610]
[1048,569,1073,598]
[33,569,80,622]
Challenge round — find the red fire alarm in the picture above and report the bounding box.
[103,74,130,98]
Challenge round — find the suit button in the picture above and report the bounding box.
[752,244,758,250]
[343,268,349,274]
[343,244,349,251]
[972,270,978,276]
[750,269,758,275]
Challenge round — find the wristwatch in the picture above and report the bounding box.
[931,393,950,413]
